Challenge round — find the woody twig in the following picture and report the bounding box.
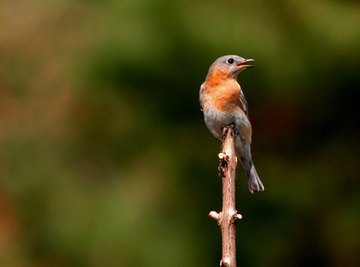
[209,125,242,267]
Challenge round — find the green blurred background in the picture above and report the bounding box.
[1,0,359,266]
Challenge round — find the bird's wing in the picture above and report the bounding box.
[239,90,249,116]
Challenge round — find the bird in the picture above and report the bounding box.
[199,55,264,193]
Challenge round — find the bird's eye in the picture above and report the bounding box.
[227,58,234,64]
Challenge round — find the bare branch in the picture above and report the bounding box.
[210,125,242,267]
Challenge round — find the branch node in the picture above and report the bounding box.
[218,152,226,160]
[228,210,242,223]
[235,213,243,220]
[218,153,229,177]
[209,211,221,222]
[220,258,231,267]
[218,152,230,162]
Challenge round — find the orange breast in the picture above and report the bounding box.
[206,68,229,87]
[201,66,244,113]
[214,89,241,112]
[206,79,241,112]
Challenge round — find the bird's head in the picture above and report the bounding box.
[206,55,254,80]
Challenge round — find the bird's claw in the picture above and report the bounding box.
[221,123,238,140]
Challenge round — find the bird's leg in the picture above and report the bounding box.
[229,123,237,135]
[221,123,238,140]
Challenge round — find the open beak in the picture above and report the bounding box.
[237,58,255,70]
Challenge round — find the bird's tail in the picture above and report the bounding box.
[244,161,264,194]
[235,142,265,193]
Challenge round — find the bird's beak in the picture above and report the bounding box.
[237,58,255,70]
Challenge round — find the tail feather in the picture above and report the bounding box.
[246,163,264,194]
[235,143,265,193]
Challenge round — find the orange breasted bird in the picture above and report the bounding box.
[199,55,264,193]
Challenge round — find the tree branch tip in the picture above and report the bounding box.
[235,214,243,220]
[209,211,220,221]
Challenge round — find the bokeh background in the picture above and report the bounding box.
[1,0,360,266]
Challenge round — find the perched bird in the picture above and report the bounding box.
[199,55,264,193]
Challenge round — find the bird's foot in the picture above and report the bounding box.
[221,123,238,140]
